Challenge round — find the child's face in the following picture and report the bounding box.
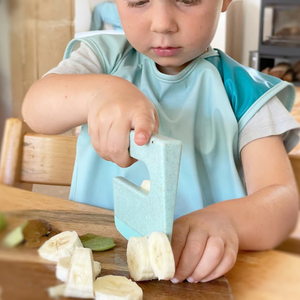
[116,0,232,75]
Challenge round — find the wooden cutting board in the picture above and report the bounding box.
[0,210,234,300]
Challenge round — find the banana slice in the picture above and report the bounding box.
[64,247,94,299]
[148,232,175,280]
[47,284,65,298]
[127,236,156,281]
[56,256,102,282]
[94,275,143,300]
[38,231,83,262]
[93,261,102,280]
[56,257,70,282]
[140,180,150,192]
[127,231,175,281]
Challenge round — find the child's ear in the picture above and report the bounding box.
[221,0,233,12]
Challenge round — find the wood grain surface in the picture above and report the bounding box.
[0,200,233,300]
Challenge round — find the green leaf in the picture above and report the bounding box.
[0,212,7,231]
[80,233,116,251]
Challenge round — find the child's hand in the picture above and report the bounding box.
[171,208,239,283]
[87,76,159,167]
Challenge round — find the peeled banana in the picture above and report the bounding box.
[140,180,150,192]
[94,275,143,300]
[47,284,65,299]
[127,231,175,281]
[56,256,101,282]
[41,228,174,299]
[148,232,175,280]
[127,236,156,281]
[38,230,82,262]
[64,247,95,299]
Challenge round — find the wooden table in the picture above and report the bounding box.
[0,185,300,300]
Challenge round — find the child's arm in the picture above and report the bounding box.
[22,74,159,167]
[171,135,299,283]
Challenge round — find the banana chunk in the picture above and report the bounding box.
[56,256,101,282]
[64,247,95,299]
[94,275,143,300]
[148,232,175,280]
[127,236,156,281]
[38,231,83,262]
[127,231,175,281]
[140,180,150,192]
[47,284,65,298]
[93,261,102,280]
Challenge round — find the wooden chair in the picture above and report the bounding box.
[0,118,77,190]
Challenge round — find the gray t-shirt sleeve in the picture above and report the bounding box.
[43,42,102,76]
[239,96,300,153]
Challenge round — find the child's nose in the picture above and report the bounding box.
[150,5,178,34]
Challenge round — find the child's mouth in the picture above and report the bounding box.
[152,47,181,57]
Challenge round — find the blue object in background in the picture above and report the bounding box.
[91,2,123,31]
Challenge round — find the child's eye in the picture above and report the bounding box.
[126,0,149,7]
[177,0,200,5]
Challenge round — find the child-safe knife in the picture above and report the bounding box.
[113,130,182,241]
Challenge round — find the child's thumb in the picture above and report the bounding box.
[132,104,159,145]
[133,114,159,146]
[134,130,151,146]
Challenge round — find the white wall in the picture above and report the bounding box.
[0,0,12,150]
[211,13,227,52]
[213,0,261,66]
[242,0,261,66]
[75,0,113,33]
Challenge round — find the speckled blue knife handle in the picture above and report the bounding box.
[114,130,182,240]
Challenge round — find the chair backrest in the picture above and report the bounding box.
[0,118,77,189]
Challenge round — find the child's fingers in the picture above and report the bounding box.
[106,119,135,168]
[171,229,207,283]
[132,109,159,146]
[171,222,188,270]
[88,118,112,161]
[93,117,133,168]
[199,247,237,283]
[188,236,225,282]
[134,131,151,146]
[89,115,134,167]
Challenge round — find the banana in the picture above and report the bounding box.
[56,256,101,282]
[148,232,175,280]
[47,284,65,298]
[93,261,102,279]
[64,246,95,299]
[94,275,143,300]
[127,236,156,281]
[38,231,83,262]
[140,180,150,192]
[127,231,175,281]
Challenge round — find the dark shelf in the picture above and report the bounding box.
[262,0,300,4]
[259,45,300,59]
[258,0,300,62]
